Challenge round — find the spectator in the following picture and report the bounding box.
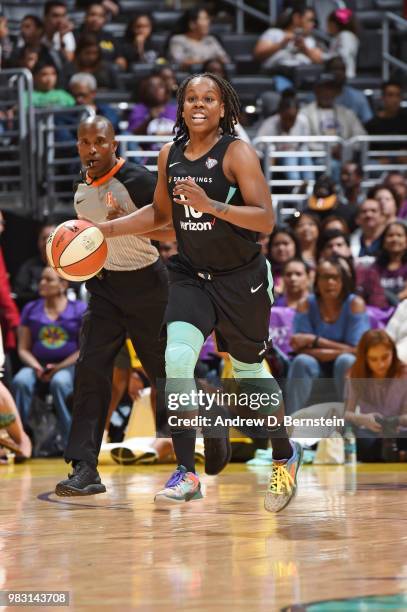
[384,171,407,219]
[345,330,407,462]
[338,160,366,214]
[42,0,76,64]
[63,34,119,90]
[155,65,178,101]
[306,174,359,231]
[365,80,407,154]
[158,241,178,265]
[301,73,366,180]
[13,222,57,306]
[75,3,120,61]
[318,228,388,309]
[257,232,270,257]
[168,6,229,69]
[326,9,359,79]
[0,344,32,460]
[286,256,369,414]
[350,198,386,259]
[368,184,401,225]
[128,74,177,143]
[7,15,52,69]
[387,299,407,363]
[275,258,310,308]
[254,4,322,91]
[291,211,320,268]
[75,0,120,19]
[0,212,20,379]
[269,259,310,362]
[326,56,373,124]
[0,15,13,68]
[69,72,119,130]
[28,61,75,109]
[12,267,86,444]
[320,214,350,235]
[267,227,301,298]
[373,222,407,305]
[256,89,313,180]
[116,13,159,71]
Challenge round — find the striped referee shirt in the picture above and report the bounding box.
[74,157,158,271]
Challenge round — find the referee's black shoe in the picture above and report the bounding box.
[204,435,232,475]
[55,461,106,496]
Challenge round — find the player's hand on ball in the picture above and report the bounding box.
[173,178,212,213]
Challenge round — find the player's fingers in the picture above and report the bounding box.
[173,196,188,205]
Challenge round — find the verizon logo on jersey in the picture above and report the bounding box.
[180,219,214,231]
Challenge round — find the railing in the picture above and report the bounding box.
[0,68,35,215]
[382,11,407,80]
[219,0,274,34]
[34,106,95,216]
[116,135,173,172]
[253,135,345,189]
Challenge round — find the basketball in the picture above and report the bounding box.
[46,219,107,282]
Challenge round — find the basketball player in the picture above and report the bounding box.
[55,116,173,496]
[92,75,302,512]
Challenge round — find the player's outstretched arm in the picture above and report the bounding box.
[98,144,173,238]
[172,140,274,233]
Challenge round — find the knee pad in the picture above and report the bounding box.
[165,322,204,379]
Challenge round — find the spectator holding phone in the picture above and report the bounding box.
[345,330,407,461]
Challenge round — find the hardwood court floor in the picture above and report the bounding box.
[1,460,407,611]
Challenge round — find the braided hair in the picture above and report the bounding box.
[173,73,241,144]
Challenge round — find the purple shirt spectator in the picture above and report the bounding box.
[373,263,407,296]
[21,298,86,365]
[128,103,177,149]
[346,375,407,418]
[269,307,296,357]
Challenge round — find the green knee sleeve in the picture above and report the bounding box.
[165,322,205,414]
[230,356,283,415]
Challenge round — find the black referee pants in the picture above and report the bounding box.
[64,260,168,466]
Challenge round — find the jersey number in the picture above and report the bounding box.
[183,205,203,219]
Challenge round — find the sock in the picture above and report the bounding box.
[268,424,293,461]
[171,429,197,474]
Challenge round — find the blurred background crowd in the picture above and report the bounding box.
[1,0,407,465]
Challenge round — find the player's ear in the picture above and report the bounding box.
[112,139,118,153]
[220,102,225,119]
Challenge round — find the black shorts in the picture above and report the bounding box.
[164,254,273,363]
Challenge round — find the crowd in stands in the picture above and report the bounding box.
[1,0,407,464]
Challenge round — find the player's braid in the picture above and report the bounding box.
[173,73,241,144]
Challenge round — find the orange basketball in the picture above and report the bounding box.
[46,219,108,282]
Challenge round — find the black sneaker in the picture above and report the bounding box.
[204,435,232,475]
[55,461,106,496]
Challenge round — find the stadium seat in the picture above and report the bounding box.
[220,33,259,76]
[152,10,183,31]
[118,0,166,15]
[104,22,127,38]
[150,33,167,57]
[230,76,274,106]
[357,29,384,80]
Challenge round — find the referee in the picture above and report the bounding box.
[55,116,171,496]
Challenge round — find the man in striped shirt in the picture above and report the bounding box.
[56,116,172,496]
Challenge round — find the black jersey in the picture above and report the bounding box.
[166,135,260,274]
